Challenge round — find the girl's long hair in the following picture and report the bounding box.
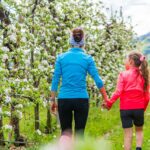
[128,52,149,91]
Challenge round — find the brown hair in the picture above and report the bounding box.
[128,52,149,91]
[72,28,84,43]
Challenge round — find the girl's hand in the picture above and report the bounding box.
[106,100,113,110]
[101,100,112,110]
[101,101,110,110]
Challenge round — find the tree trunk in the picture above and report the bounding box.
[11,104,20,141]
[45,99,52,134]
[0,107,5,145]
[34,103,39,130]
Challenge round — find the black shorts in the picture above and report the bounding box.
[58,98,89,135]
[120,109,144,128]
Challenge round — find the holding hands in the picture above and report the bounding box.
[99,87,113,111]
[101,100,112,110]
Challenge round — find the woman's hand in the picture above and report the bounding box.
[50,97,57,115]
[50,101,57,115]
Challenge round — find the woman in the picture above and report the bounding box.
[50,27,108,137]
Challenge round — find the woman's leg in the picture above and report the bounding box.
[58,99,73,135]
[135,126,143,150]
[73,99,89,137]
[124,128,133,150]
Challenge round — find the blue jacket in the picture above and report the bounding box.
[50,47,104,99]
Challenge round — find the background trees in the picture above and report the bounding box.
[0,0,135,147]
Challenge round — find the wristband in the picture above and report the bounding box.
[50,97,55,102]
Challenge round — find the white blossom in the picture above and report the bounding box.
[1,47,9,52]
[5,88,11,95]
[21,28,26,33]
[15,104,23,109]
[5,96,11,103]
[14,0,22,5]
[36,129,42,135]
[38,64,45,71]
[42,99,47,107]
[35,49,41,55]
[0,67,3,71]
[3,124,13,131]
[23,78,28,82]
[52,46,56,52]
[41,60,48,66]
[56,37,62,41]
[16,110,23,119]
[51,69,54,73]
[14,78,20,83]
[9,33,17,42]
[2,54,8,61]
[25,59,30,66]
[21,37,27,43]
[23,50,30,56]
[4,111,11,117]
[88,50,95,55]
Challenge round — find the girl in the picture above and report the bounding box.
[50,27,108,138]
[105,52,149,150]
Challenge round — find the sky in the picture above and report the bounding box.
[99,0,150,36]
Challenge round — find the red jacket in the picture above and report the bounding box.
[107,67,149,110]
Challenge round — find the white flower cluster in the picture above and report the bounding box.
[36,129,42,135]
[56,37,62,41]
[9,33,17,43]
[2,124,13,131]
[38,64,47,72]
[15,104,23,109]
[88,50,95,55]
[41,60,48,66]
[1,47,9,52]
[23,50,30,56]
[3,111,11,117]
[2,54,8,62]
[5,88,11,95]
[16,110,23,119]
[42,99,47,108]
[5,96,11,103]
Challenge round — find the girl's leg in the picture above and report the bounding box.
[133,109,144,150]
[124,128,133,150]
[135,126,143,150]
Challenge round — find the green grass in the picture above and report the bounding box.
[1,102,150,150]
[85,103,150,150]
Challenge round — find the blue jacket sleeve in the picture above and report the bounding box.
[50,55,62,92]
[87,56,104,88]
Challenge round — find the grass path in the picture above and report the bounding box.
[86,103,150,150]
[1,102,150,150]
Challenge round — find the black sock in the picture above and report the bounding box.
[136,147,142,150]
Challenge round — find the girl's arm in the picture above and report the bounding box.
[107,73,124,108]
